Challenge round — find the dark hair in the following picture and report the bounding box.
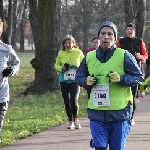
[126,23,136,30]
[62,34,79,51]
[92,37,98,41]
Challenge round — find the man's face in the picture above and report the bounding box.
[126,27,135,38]
[98,27,115,51]
[92,39,100,49]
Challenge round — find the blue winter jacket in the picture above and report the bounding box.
[75,44,144,122]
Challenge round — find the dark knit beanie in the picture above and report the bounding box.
[98,21,117,40]
[126,23,136,30]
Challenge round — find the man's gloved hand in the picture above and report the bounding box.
[2,67,13,77]
[63,63,70,71]
[109,72,120,82]
[87,76,98,85]
[86,75,98,94]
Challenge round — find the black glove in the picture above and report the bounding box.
[2,67,13,77]
[0,102,6,110]
[64,63,70,71]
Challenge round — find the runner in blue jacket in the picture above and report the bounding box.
[75,21,144,150]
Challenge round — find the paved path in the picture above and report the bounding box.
[0,95,150,150]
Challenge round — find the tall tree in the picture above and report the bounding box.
[0,0,13,44]
[80,0,93,50]
[11,0,17,48]
[7,0,13,45]
[19,0,28,52]
[0,0,3,18]
[26,0,61,94]
[0,0,7,43]
[124,0,146,38]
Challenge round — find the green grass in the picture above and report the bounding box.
[1,52,88,146]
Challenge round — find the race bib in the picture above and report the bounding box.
[64,69,76,80]
[91,84,110,106]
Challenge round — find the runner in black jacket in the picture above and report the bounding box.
[117,23,148,126]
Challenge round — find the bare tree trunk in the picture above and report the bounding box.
[11,0,17,49]
[124,0,146,38]
[81,0,90,50]
[136,0,146,38]
[29,0,38,52]
[124,0,136,24]
[0,0,8,43]
[20,21,25,52]
[7,0,12,45]
[20,0,27,52]
[0,0,3,19]
[26,0,61,94]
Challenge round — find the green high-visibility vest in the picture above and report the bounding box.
[86,48,133,110]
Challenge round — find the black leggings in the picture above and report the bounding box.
[131,85,138,119]
[60,82,80,121]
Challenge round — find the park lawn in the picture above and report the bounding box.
[1,52,88,146]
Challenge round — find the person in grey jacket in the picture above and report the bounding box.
[75,21,144,150]
[0,20,20,134]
